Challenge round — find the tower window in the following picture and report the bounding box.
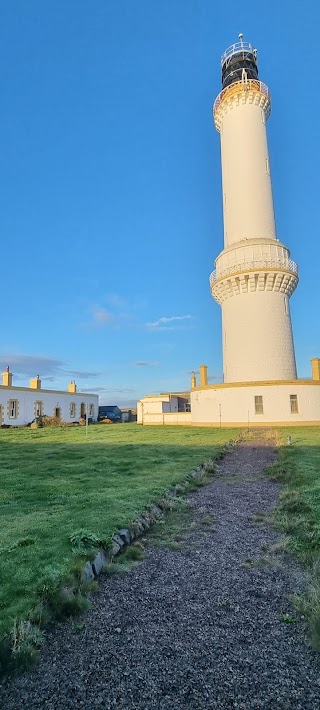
[265,158,270,175]
[261,110,265,124]
[254,396,264,415]
[284,297,288,315]
[290,395,298,414]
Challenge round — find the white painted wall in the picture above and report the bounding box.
[212,81,298,384]
[0,386,99,426]
[137,396,179,423]
[222,290,297,382]
[191,383,320,424]
[138,383,320,426]
[219,100,276,247]
[137,397,170,416]
[140,412,192,426]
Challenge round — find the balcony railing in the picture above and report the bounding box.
[214,79,270,113]
[210,258,298,285]
[221,41,256,66]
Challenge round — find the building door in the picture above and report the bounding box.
[55,407,61,419]
[80,403,86,418]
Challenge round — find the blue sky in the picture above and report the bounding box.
[0,1,319,407]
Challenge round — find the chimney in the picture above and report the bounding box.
[191,371,197,389]
[2,366,13,387]
[199,364,208,387]
[30,375,41,390]
[68,380,77,393]
[311,358,320,381]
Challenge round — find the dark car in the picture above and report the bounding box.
[98,405,122,423]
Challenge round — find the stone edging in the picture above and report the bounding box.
[82,441,237,582]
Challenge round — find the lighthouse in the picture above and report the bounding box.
[138,37,320,427]
[210,36,298,383]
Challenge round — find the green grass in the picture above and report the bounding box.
[147,498,193,550]
[267,427,320,562]
[0,423,237,649]
[266,426,320,647]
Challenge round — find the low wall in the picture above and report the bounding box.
[140,412,192,426]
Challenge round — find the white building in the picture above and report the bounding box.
[138,37,320,427]
[0,367,98,426]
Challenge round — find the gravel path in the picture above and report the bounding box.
[1,437,320,709]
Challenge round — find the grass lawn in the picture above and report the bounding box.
[0,423,237,645]
[270,427,320,562]
[267,426,320,647]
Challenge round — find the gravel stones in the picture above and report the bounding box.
[1,437,320,709]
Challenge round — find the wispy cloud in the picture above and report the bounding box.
[92,308,114,326]
[81,292,130,330]
[105,293,127,310]
[80,387,135,394]
[81,292,148,332]
[146,315,193,331]
[0,354,101,381]
[65,369,103,379]
[0,354,65,378]
[134,361,160,367]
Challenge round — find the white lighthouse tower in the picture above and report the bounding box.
[138,37,320,427]
[210,36,299,383]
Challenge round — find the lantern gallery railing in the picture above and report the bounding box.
[221,41,256,66]
[214,79,270,113]
[210,258,298,284]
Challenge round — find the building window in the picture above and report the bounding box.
[35,401,42,417]
[9,400,18,419]
[290,395,298,414]
[89,403,94,417]
[254,396,264,415]
[70,402,76,418]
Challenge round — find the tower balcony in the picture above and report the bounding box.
[214,79,270,113]
[213,79,271,131]
[210,255,298,305]
[221,41,256,67]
